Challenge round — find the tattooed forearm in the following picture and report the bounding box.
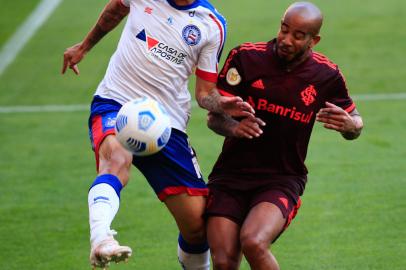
[81,0,129,51]
[86,24,109,49]
[199,90,223,113]
[207,112,238,137]
[98,3,129,32]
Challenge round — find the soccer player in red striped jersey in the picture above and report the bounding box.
[205,2,363,269]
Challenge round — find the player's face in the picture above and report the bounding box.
[276,15,320,63]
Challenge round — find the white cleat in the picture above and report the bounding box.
[90,231,132,269]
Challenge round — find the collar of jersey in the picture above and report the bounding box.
[167,0,201,10]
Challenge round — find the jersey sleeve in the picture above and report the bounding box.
[327,69,356,113]
[195,16,226,83]
[216,47,245,97]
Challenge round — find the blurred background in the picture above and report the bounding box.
[0,0,405,269]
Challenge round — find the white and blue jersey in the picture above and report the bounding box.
[89,0,226,200]
[95,0,227,132]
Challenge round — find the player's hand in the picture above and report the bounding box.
[61,43,86,75]
[231,115,266,139]
[219,96,255,118]
[316,102,357,134]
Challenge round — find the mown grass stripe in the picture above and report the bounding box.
[0,0,63,76]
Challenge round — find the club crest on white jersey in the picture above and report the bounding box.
[182,25,202,46]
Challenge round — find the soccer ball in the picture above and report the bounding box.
[115,97,172,156]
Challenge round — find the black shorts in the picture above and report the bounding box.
[205,185,301,230]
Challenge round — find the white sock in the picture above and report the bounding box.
[88,183,120,246]
[178,244,210,270]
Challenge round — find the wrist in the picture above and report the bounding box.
[198,92,223,114]
[228,121,240,137]
[79,41,92,53]
[341,122,363,140]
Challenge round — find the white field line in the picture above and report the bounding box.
[0,0,63,76]
[352,92,406,101]
[0,93,405,114]
[0,104,88,113]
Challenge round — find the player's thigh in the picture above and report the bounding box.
[240,202,285,247]
[98,135,133,184]
[164,193,206,242]
[132,129,208,200]
[207,216,242,265]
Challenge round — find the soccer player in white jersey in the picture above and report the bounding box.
[62,0,255,269]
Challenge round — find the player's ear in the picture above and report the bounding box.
[310,35,321,48]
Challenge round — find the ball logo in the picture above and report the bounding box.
[226,68,241,86]
[138,111,156,131]
[182,25,201,46]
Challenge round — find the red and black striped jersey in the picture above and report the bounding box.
[209,39,356,195]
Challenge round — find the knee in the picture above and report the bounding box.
[99,145,132,185]
[109,149,132,169]
[240,234,269,260]
[180,213,206,244]
[181,224,206,244]
[212,254,239,270]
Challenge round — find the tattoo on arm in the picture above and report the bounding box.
[207,112,237,137]
[86,24,109,48]
[341,109,363,140]
[82,0,129,51]
[199,90,223,114]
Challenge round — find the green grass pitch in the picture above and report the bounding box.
[0,0,405,269]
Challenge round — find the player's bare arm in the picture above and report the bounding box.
[316,101,363,140]
[195,77,255,118]
[207,112,265,139]
[62,0,129,75]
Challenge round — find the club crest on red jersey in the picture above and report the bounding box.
[300,85,317,106]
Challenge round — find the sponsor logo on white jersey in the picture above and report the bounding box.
[136,29,188,65]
